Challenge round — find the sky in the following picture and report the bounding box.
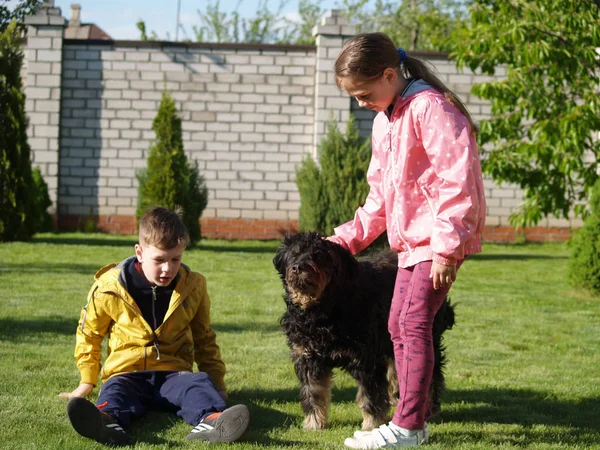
[45,0,342,41]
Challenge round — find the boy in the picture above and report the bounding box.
[59,206,250,445]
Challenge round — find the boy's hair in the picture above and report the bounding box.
[334,32,478,133]
[138,206,190,249]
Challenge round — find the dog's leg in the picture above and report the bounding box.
[429,331,445,418]
[386,358,398,404]
[353,362,392,430]
[294,357,332,430]
[429,297,454,417]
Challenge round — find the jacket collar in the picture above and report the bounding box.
[387,78,435,119]
[94,257,197,315]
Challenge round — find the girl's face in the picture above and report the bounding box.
[135,243,185,286]
[340,68,404,113]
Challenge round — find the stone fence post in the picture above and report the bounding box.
[312,10,356,159]
[23,0,66,213]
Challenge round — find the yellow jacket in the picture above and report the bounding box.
[74,258,226,391]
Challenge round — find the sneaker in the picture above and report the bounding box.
[354,424,429,440]
[66,397,130,446]
[186,404,250,443]
[345,422,428,449]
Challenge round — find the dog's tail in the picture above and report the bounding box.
[429,296,455,417]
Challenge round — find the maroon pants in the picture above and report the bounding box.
[387,260,460,429]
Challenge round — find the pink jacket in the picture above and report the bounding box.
[331,83,486,267]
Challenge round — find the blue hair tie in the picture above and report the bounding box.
[397,48,406,63]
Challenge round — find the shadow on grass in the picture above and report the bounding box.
[0,262,101,275]
[126,398,302,447]
[31,235,280,254]
[32,235,138,247]
[235,386,600,445]
[440,387,600,432]
[0,316,76,340]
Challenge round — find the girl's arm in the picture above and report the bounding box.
[419,98,485,264]
[330,135,387,255]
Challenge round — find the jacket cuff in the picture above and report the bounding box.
[432,253,458,266]
[79,369,98,387]
[327,235,349,250]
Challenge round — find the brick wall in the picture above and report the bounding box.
[23,3,582,241]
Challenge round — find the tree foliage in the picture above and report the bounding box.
[568,179,600,295]
[340,0,471,51]
[138,0,467,49]
[0,21,51,241]
[136,92,208,242]
[296,115,371,234]
[453,0,600,227]
[0,0,40,33]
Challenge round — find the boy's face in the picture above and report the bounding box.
[134,243,186,287]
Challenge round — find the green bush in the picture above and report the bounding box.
[0,22,51,241]
[136,91,208,242]
[31,167,53,232]
[296,114,371,235]
[568,179,600,294]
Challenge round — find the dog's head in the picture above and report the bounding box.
[273,231,358,310]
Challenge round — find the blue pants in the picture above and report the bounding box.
[96,371,226,428]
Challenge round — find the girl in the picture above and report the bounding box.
[328,33,486,448]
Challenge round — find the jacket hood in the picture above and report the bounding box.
[391,78,435,115]
[93,257,197,301]
[401,78,433,98]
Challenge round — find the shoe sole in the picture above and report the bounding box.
[67,397,130,446]
[187,404,250,443]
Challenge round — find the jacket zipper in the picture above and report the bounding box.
[92,288,161,363]
[151,286,161,361]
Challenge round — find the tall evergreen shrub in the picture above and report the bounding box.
[0,22,51,241]
[568,179,600,294]
[136,91,208,242]
[296,114,371,235]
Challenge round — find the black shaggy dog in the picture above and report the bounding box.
[273,231,455,431]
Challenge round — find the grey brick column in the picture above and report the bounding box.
[311,10,356,158]
[24,0,66,213]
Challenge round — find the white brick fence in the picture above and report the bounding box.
[22,2,580,241]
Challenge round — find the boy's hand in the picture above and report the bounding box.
[218,390,229,401]
[58,383,94,399]
[430,262,456,290]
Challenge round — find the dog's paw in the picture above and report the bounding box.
[303,414,327,430]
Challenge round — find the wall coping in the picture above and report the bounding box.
[62,39,451,60]
[63,39,317,52]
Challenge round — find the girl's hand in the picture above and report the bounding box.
[430,262,457,290]
[58,383,94,399]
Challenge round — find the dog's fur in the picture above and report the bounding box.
[273,231,455,430]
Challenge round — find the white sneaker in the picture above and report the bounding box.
[344,422,429,449]
[354,424,429,440]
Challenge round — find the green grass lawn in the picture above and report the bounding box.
[0,233,598,449]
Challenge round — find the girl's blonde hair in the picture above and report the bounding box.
[335,32,478,133]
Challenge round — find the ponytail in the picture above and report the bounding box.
[335,32,478,133]
[402,55,478,133]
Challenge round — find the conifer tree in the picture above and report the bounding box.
[296,115,371,235]
[0,22,51,241]
[137,91,208,242]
